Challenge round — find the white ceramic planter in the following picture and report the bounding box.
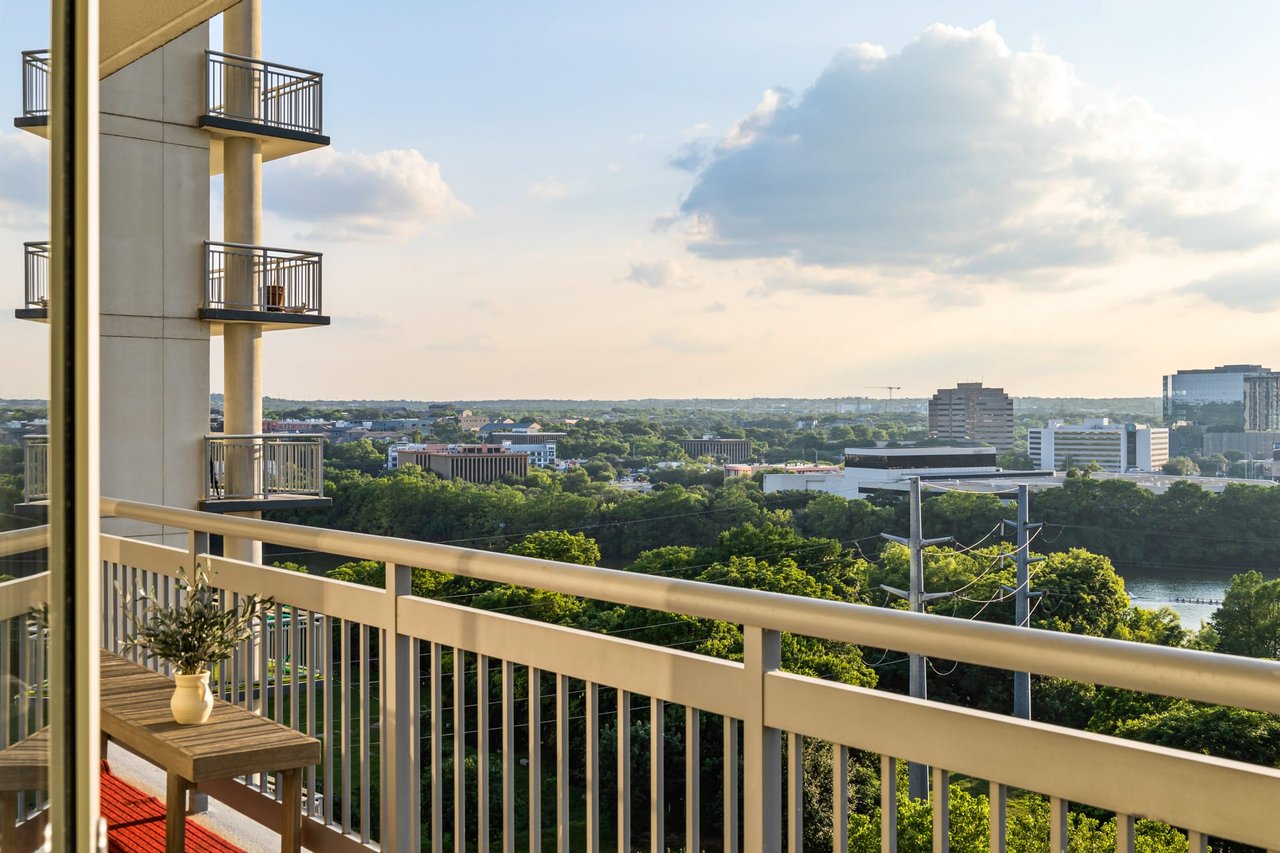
[171,670,213,725]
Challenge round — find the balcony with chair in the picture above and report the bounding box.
[3,499,1280,851]
[202,434,332,513]
[15,242,48,322]
[200,50,330,175]
[200,241,329,331]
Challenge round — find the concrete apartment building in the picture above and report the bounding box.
[927,382,1014,451]
[1028,419,1170,473]
[679,435,751,463]
[13,0,331,553]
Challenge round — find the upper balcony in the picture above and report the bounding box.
[201,433,332,512]
[200,241,328,331]
[14,49,329,174]
[13,50,49,136]
[15,241,48,322]
[200,50,330,175]
[2,499,1280,850]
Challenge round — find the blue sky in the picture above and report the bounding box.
[4,2,1280,400]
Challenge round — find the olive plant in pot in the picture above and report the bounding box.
[121,565,273,725]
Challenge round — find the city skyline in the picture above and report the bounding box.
[4,2,1280,399]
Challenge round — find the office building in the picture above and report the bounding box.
[1028,419,1169,473]
[1163,364,1274,429]
[679,436,751,463]
[927,382,1015,451]
[1244,375,1280,431]
[500,440,557,467]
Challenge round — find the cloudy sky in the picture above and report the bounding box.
[3,1,1280,401]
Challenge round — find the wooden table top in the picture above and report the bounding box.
[99,650,320,784]
[0,728,48,792]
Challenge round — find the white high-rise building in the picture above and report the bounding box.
[1028,419,1169,473]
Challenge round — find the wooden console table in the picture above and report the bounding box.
[100,650,321,852]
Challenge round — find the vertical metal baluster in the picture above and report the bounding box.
[360,624,371,843]
[724,717,739,853]
[881,756,898,852]
[832,744,848,853]
[341,618,351,831]
[1116,814,1135,853]
[687,708,702,853]
[786,731,801,853]
[932,768,949,853]
[303,610,314,817]
[1,625,11,749]
[650,697,665,853]
[530,667,542,853]
[431,643,443,852]
[989,782,1007,853]
[1049,797,1067,853]
[556,674,570,853]
[617,689,630,853]
[585,681,599,853]
[455,648,466,852]
[478,655,491,852]
[274,603,284,726]
[409,639,422,853]
[322,614,333,826]
[16,616,27,739]
[502,660,515,853]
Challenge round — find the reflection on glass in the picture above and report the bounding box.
[2,4,53,845]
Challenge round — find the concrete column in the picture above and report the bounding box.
[222,0,264,562]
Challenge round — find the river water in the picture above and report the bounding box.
[1115,566,1278,629]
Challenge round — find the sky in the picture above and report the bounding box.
[3,1,1280,401]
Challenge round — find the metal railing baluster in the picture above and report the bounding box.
[832,744,848,853]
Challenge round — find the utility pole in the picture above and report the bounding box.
[881,477,952,799]
[1001,484,1043,720]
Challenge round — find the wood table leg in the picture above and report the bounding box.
[0,795,16,853]
[166,773,188,852]
[280,768,302,853]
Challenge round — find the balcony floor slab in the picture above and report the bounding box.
[199,495,332,514]
[201,116,329,176]
[14,308,48,322]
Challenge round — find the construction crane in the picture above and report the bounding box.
[865,385,901,401]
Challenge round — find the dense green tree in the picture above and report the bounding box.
[1161,456,1199,476]
[1211,570,1280,658]
[508,530,601,566]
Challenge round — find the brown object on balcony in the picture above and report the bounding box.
[100,651,320,853]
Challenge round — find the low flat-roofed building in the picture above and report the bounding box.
[405,444,529,483]
[680,436,751,463]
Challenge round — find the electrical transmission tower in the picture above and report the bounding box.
[880,476,952,799]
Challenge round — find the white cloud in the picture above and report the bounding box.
[527,177,570,200]
[1182,267,1280,311]
[621,259,693,289]
[674,22,1280,285]
[266,147,469,242]
[0,131,49,229]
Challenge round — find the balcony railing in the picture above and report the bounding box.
[18,50,49,120]
[22,435,48,502]
[4,500,1279,851]
[204,241,323,317]
[205,50,323,136]
[205,434,325,502]
[22,241,48,311]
